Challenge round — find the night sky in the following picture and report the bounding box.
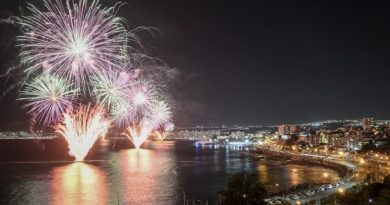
[1,0,390,128]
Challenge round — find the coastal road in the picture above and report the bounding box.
[287,181,357,205]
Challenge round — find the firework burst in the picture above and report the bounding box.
[129,79,158,114]
[17,0,129,89]
[19,74,77,125]
[150,104,174,141]
[56,105,108,161]
[12,0,176,157]
[91,71,131,109]
[121,99,173,147]
[147,100,172,129]
[110,101,136,128]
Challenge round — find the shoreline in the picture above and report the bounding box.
[255,146,358,204]
[254,147,354,177]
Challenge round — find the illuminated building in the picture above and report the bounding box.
[362,118,375,130]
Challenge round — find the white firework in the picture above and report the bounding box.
[91,71,131,110]
[110,101,136,128]
[56,105,109,161]
[147,100,172,129]
[129,79,158,114]
[17,0,129,89]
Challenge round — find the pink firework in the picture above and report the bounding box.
[129,79,158,115]
[17,0,129,89]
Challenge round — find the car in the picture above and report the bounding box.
[286,196,294,200]
[305,190,315,196]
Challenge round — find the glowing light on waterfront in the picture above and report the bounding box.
[152,130,170,141]
[19,74,77,125]
[17,0,128,88]
[323,172,329,177]
[152,122,175,141]
[56,105,108,161]
[122,122,153,149]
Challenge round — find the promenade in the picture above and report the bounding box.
[257,146,358,205]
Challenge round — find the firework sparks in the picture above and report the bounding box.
[151,107,174,141]
[17,0,129,88]
[164,122,175,132]
[91,71,131,109]
[118,80,159,148]
[152,128,173,141]
[121,121,153,149]
[121,100,173,147]
[56,105,108,161]
[18,74,77,125]
[12,0,176,158]
[147,100,172,129]
[130,80,158,113]
[111,101,136,128]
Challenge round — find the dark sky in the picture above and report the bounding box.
[1,0,390,128]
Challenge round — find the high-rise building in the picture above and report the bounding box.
[362,118,375,130]
[278,125,297,135]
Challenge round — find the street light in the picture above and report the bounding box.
[323,172,329,177]
[338,188,344,194]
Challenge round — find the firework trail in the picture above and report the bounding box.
[151,106,174,141]
[0,16,20,25]
[28,115,36,133]
[121,121,153,149]
[119,80,158,148]
[161,122,175,140]
[91,71,132,110]
[56,105,108,161]
[17,0,129,90]
[152,129,174,141]
[18,74,78,125]
[121,99,173,148]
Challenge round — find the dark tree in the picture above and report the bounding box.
[221,172,267,205]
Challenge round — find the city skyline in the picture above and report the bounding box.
[1,0,390,127]
[0,1,389,204]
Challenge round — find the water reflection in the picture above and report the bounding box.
[257,162,339,193]
[0,142,341,205]
[51,163,108,205]
[117,146,178,205]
